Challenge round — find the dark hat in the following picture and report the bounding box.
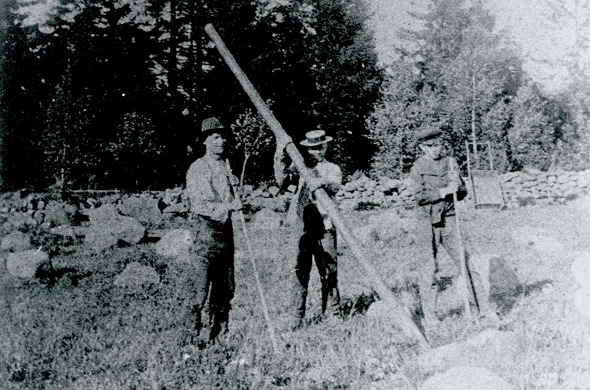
[416,128,442,145]
[200,117,227,142]
[300,130,333,147]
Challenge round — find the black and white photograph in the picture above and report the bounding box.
[0,0,589,388]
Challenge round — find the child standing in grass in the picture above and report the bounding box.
[410,128,494,331]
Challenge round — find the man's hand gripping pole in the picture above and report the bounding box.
[205,23,430,350]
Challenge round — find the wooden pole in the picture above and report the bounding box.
[471,71,479,169]
[465,140,475,207]
[448,160,471,317]
[487,141,494,171]
[453,191,472,317]
[205,23,429,350]
[227,161,280,354]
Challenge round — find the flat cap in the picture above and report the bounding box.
[416,128,442,143]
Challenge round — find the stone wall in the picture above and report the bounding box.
[1,168,588,234]
[500,169,590,208]
[333,169,590,211]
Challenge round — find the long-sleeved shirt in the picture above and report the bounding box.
[274,151,342,228]
[410,155,466,224]
[186,154,235,224]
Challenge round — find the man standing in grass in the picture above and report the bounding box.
[410,128,494,331]
[274,130,343,329]
[185,117,242,342]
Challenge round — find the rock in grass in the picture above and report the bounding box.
[251,208,282,229]
[6,249,49,278]
[511,226,565,253]
[488,257,521,306]
[84,214,146,253]
[1,231,33,252]
[118,195,163,226]
[573,288,590,319]
[571,252,590,288]
[418,330,526,374]
[113,262,160,289]
[155,229,192,258]
[419,366,514,390]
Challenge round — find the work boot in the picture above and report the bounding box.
[292,286,308,327]
[209,308,229,343]
[291,316,304,331]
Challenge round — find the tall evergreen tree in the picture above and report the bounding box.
[5,0,382,188]
[369,0,525,175]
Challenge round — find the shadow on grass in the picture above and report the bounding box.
[345,276,557,326]
[340,292,377,318]
[437,276,554,318]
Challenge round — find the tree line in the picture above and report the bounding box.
[369,0,590,177]
[0,0,588,191]
[0,0,381,190]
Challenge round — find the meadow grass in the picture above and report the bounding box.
[1,200,589,389]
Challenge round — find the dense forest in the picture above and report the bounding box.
[0,0,588,191]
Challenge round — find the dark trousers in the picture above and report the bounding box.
[292,204,340,324]
[188,216,235,340]
[413,216,487,321]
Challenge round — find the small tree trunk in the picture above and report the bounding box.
[240,152,250,190]
[471,71,479,169]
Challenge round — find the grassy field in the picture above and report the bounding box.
[1,196,590,389]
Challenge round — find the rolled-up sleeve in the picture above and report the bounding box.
[186,161,229,223]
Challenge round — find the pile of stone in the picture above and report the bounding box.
[240,184,292,214]
[333,169,590,211]
[500,169,590,208]
[335,175,414,211]
[0,168,586,241]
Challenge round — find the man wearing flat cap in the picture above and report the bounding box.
[410,127,493,331]
[274,130,342,329]
[185,117,242,342]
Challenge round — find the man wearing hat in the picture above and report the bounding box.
[274,130,343,329]
[410,127,492,331]
[185,117,242,342]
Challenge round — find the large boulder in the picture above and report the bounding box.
[366,298,416,319]
[352,209,411,248]
[418,330,527,374]
[43,201,76,227]
[6,249,49,278]
[1,231,33,252]
[84,205,146,253]
[84,226,120,253]
[468,255,521,313]
[49,225,86,239]
[251,208,282,229]
[574,288,590,319]
[155,229,193,259]
[419,366,514,390]
[511,226,565,253]
[118,195,163,226]
[571,252,590,289]
[113,262,160,290]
